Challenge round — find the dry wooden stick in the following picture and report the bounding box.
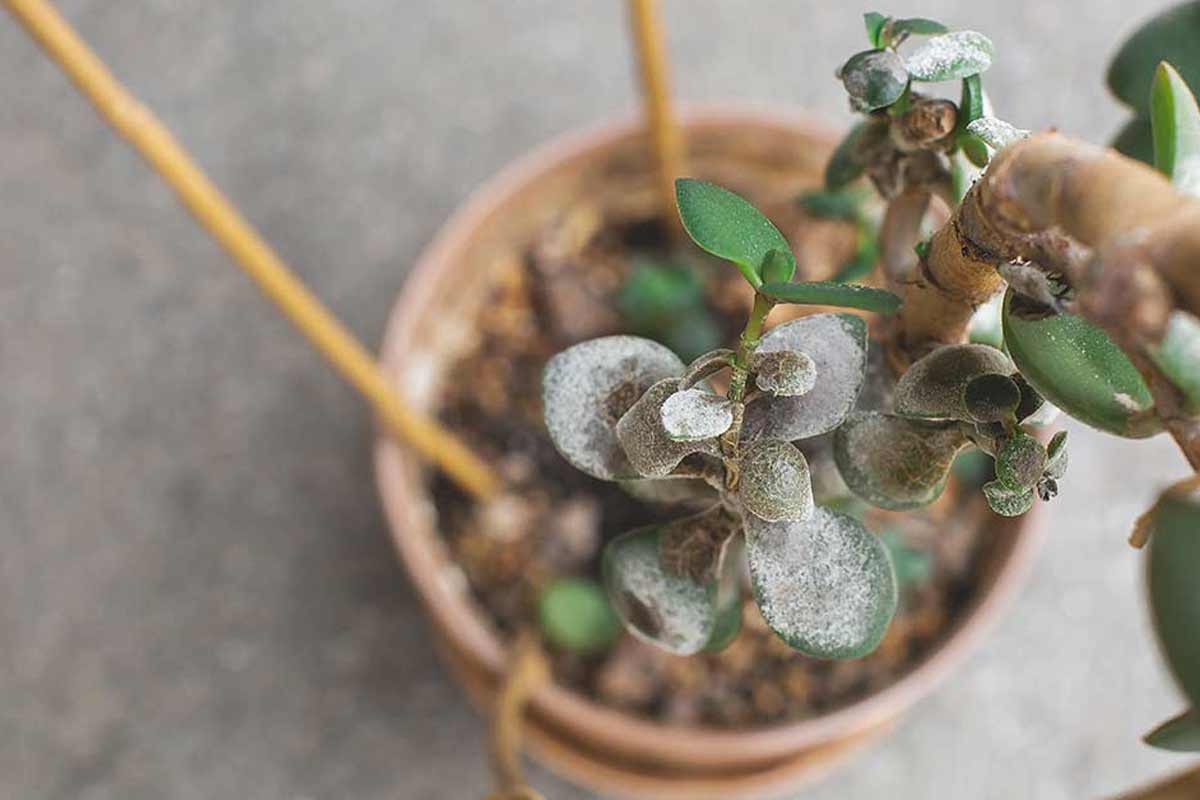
[628,0,686,235]
[486,632,549,800]
[4,0,500,500]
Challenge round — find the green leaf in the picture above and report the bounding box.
[880,529,933,590]
[995,430,1047,490]
[539,577,621,655]
[1002,290,1160,438]
[1045,430,1069,480]
[890,17,949,38]
[1145,709,1200,752]
[834,411,969,510]
[1148,490,1200,706]
[1151,62,1200,196]
[602,509,742,656]
[1149,311,1200,414]
[1107,1,1200,115]
[744,507,897,659]
[617,261,704,325]
[893,343,1015,421]
[905,31,995,82]
[839,49,910,112]
[955,73,991,169]
[759,280,901,313]
[825,119,887,191]
[1112,116,1155,164]
[798,188,864,221]
[864,12,890,48]
[675,179,792,288]
[982,480,1035,517]
[966,117,1030,150]
[760,248,796,284]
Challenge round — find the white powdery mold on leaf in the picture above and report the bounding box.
[617,379,722,477]
[660,388,735,442]
[904,30,995,82]
[744,507,897,659]
[739,439,814,522]
[966,117,1030,150]
[893,343,1014,421]
[542,336,684,480]
[742,314,868,442]
[602,514,741,656]
[752,348,818,397]
[834,411,969,510]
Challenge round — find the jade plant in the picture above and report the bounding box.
[541,6,1200,752]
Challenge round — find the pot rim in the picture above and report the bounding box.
[374,104,1045,764]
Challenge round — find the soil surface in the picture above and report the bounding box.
[429,201,993,727]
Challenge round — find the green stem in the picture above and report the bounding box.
[720,293,774,488]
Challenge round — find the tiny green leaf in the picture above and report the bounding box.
[890,17,949,38]
[539,577,621,655]
[1107,2,1200,116]
[745,507,897,659]
[758,280,901,314]
[825,119,888,191]
[966,117,1030,150]
[602,509,742,656]
[839,49,910,112]
[1151,62,1200,196]
[1148,490,1200,707]
[1002,290,1160,438]
[675,179,792,288]
[905,31,995,82]
[739,439,815,522]
[893,343,1015,421]
[1045,430,1069,480]
[864,12,890,48]
[963,373,1022,424]
[995,430,1047,490]
[1149,311,1200,414]
[834,411,969,510]
[798,188,864,221]
[1112,116,1155,165]
[1145,709,1200,752]
[760,248,797,284]
[983,480,1035,517]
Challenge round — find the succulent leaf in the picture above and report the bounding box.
[983,480,1035,517]
[539,577,621,655]
[1112,116,1155,164]
[758,280,901,313]
[760,248,797,284]
[543,336,685,480]
[1107,2,1200,116]
[618,476,717,507]
[965,117,1030,150]
[752,348,817,397]
[839,49,910,112]
[863,12,889,48]
[1002,290,1160,438]
[834,411,969,510]
[675,179,792,289]
[825,118,889,191]
[1147,489,1200,708]
[1151,62,1200,196]
[963,373,1022,423]
[744,507,897,659]
[739,439,815,522]
[602,510,742,656]
[905,31,995,82]
[660,388,735,442]
[742,314,869,442]
[1145,709,1200,752]
[616,379,722,477]
[893,343,1014,421]
[995,430,1047,490]
[1044,430,1069,481]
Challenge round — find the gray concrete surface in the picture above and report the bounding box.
[2,1,1196,798]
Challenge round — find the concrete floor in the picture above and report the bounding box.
[2,1,1196,798]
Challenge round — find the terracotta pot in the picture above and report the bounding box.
[374,107,1044,799]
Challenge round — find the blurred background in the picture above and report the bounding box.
[1,1,1194,797]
